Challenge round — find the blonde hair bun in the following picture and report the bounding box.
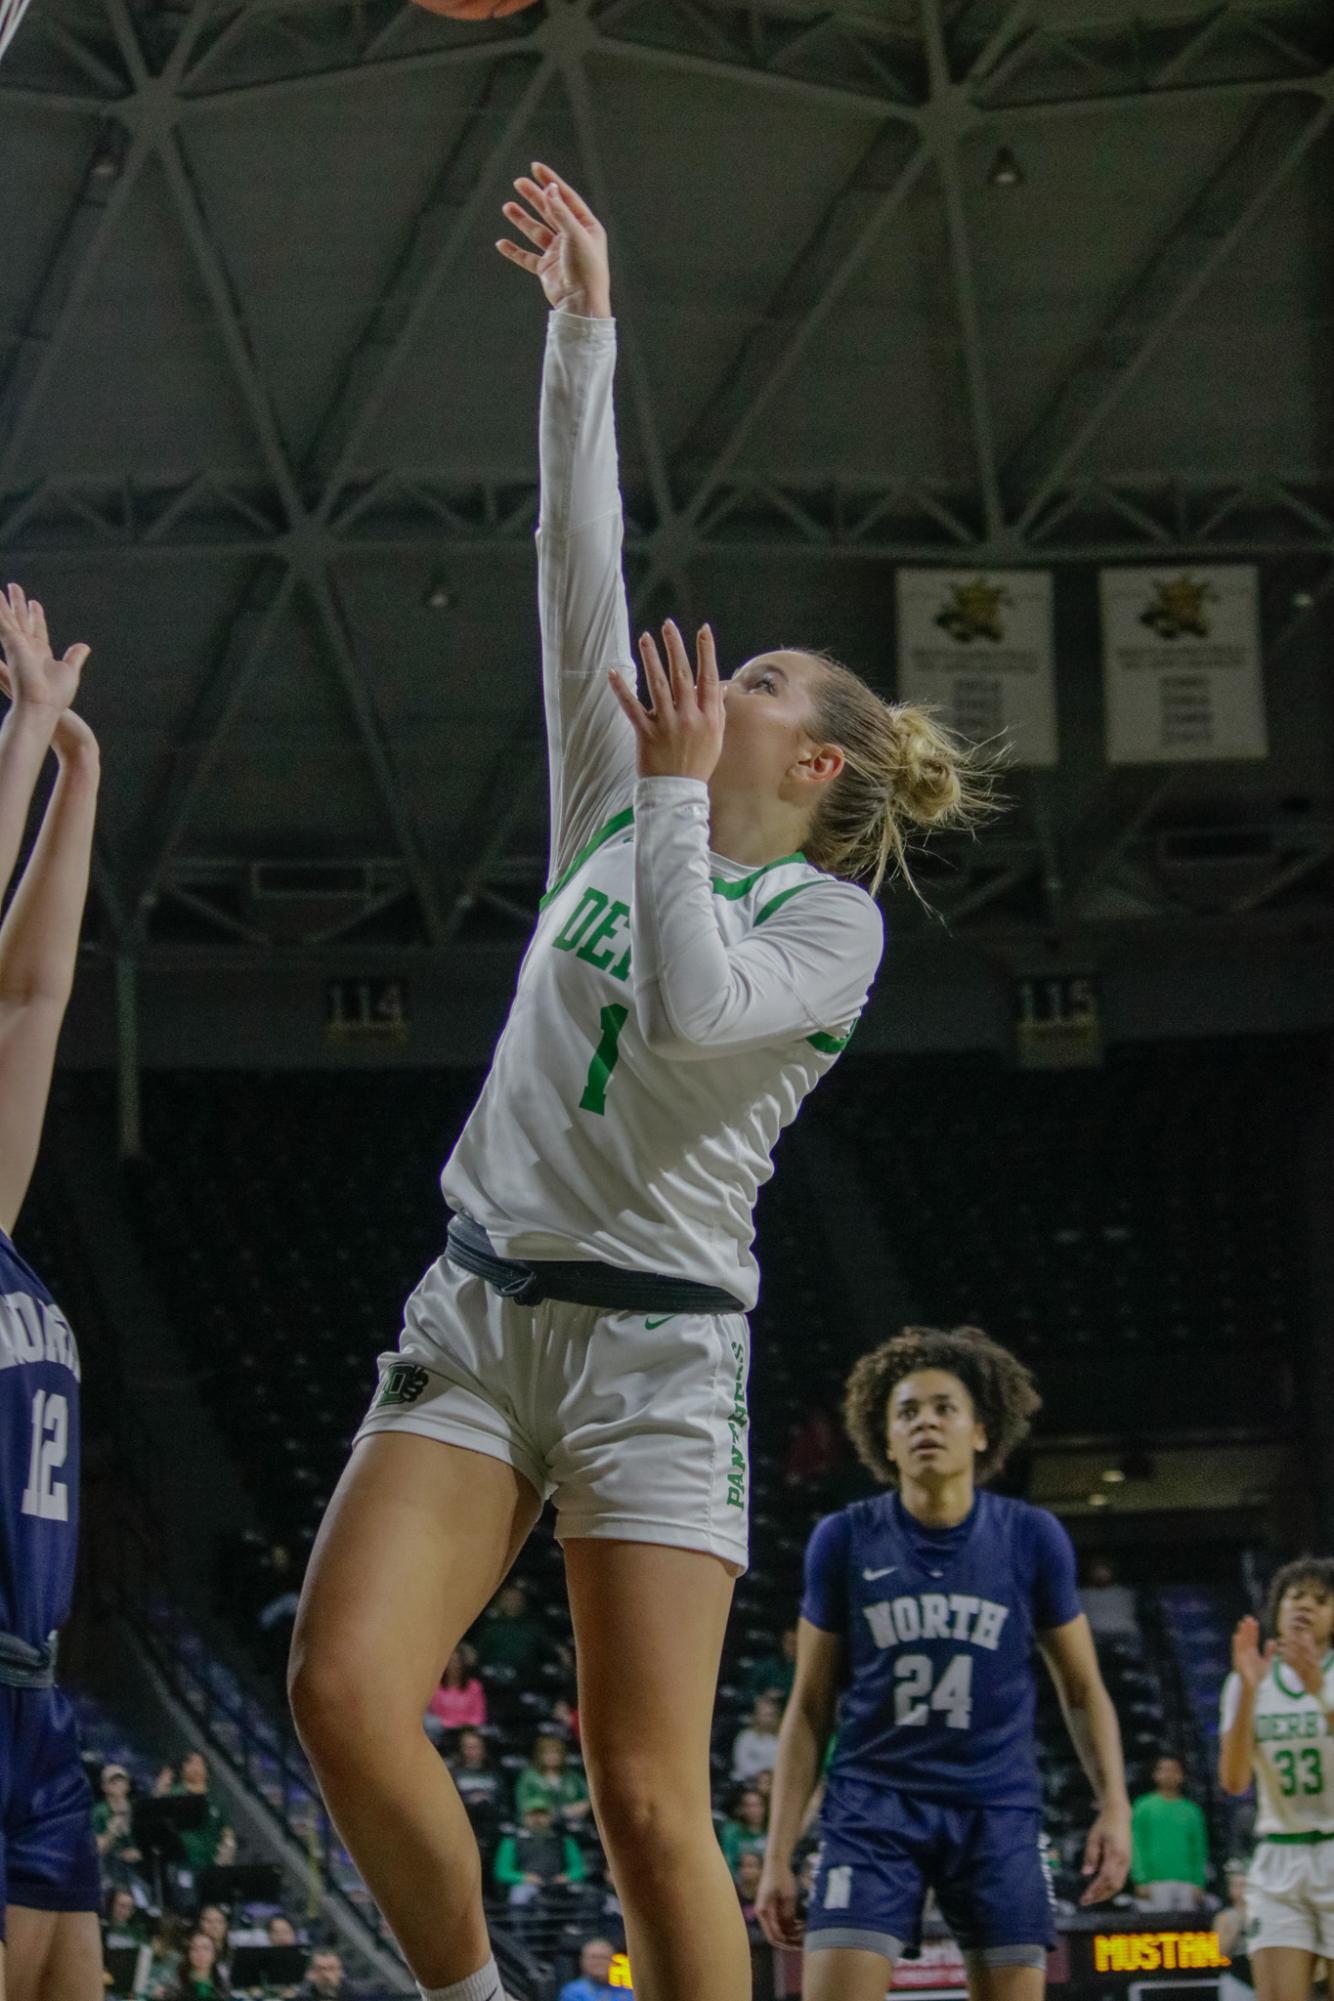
[886,707,966,829]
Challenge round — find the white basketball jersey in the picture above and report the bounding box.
[1222,1659,1334,1838]
[440,312,883,1311]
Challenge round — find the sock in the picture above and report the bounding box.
[418,1958,503,2001]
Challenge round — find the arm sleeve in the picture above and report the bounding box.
[799,1512,854,1635]
[537,312,637,888]
[629,778,884,1060]
[1029,1509,1082,1631]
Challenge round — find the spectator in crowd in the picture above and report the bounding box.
[426,1647,487,1742]
[103,1884,150,1947]
[93,1763,144,1881]
[734,1849,765,1931]
[731,1695,782,1783]
[551,1694,582,1747]
[782,1407,841,1489]
[745,1627,797,1703]
[516,1729,591,1830]
[295,1947,365,1999]
[267,1915,300,1948]
[1131,1753,1209,1910]
[1080,1556,1141,1642]
[156,1927,229,1998]
[153,1764,178,1797]
[474,1581,549,1683]
[197,1904,232,1980]
[450,1728,503,1862]
[173,1752,232,1886]
[494,1803,587,1937]
[213,1826,238,1869]
[1215,1862,1254,2001]
[558,1936,623,2000]
[719,1787,769,1875]
[141,1912,190,1995]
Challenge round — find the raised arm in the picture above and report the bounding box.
[0,585,87,908]
[496,164,637,885]
[0,591,98,1234]
[1219,1616,1270,1795]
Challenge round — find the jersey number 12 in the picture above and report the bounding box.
[21,1390,69,1523]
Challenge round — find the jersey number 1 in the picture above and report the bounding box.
[21,1390,69,1523]
[579,1004,629,1117]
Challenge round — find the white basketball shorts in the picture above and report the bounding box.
[1245,1839,1334,1956]
[354,1254,751,1572]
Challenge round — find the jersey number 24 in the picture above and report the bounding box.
[895,1653,973,1730]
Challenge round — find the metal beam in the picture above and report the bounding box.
[132,564,298,927]
[309,55,552,516]
[304,570,447,943]
[1005,93,1334,528]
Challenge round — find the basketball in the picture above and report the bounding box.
[409,0,540,18]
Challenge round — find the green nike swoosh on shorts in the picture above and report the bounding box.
[645,1314,678,1330]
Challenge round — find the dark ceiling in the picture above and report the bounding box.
[2,0,1332,963]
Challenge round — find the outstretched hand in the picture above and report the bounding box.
[1233,1615,1275,1690]
[496,161,611,318]
[0,584,90,723]
[610,620,724,782]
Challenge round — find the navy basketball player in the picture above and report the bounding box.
[0,584,101,2001]
[758,1325,1131,2001]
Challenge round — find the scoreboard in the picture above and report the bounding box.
[773,1916,1231,1999]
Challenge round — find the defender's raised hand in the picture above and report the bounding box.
[496,162,611,319]
[0,584,90,721]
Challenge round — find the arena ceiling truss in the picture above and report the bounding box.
[1,0,1332,974]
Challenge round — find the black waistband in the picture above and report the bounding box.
[0,1630,57,1689]
[445,1215,744,1317]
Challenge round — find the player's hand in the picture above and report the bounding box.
[0,584,90,720]
[0,649,97,766]
[756,1859,803,1949]
[610,620,725,783]
[1233,1615,1275,1689]
[1080,1803,1131,1905]
[1275,1629,1325,1697]
[496,162,610,319]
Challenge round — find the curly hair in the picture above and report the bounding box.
[1265,1556,1334,1637]
[843,1325,1041,1486]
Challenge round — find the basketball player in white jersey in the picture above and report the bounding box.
[288,164,991,2001]
[1221,1559,1334,2001]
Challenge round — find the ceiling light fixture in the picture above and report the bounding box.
[987,146,1024,189]
[1102,1468,1127,1484]
[424,578,455,611]
[1087,1492,1109,1508]
[89,128,123,183]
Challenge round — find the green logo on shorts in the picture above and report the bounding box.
[374,1362,429,1410]
[726,1338,748,1511]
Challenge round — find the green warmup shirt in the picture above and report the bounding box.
[1130,1791,1208,1889]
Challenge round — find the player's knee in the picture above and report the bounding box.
[588,1760,710,1886]
[287,1632,391,1766]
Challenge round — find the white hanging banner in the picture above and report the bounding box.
[1100,565,1267,764]
[896,570,1057,766]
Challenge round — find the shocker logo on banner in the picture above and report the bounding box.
[1139,575,1216,641]
[933,577,1012,645]
[373,1363,430,1409]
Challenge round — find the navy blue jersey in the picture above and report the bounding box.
[801,1490,1079,1809]
[0,1231,81,1643]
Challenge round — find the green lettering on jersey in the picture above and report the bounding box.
[575,899,631,971]
[553,887,609,953]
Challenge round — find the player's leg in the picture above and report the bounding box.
[1251,1948,1318,2001]
[289,1431,541,1987]
[804,1946,898,2001]
[565,1538,749,2001]
[965,1963,1046,2001]
[5,1908,99,2001]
